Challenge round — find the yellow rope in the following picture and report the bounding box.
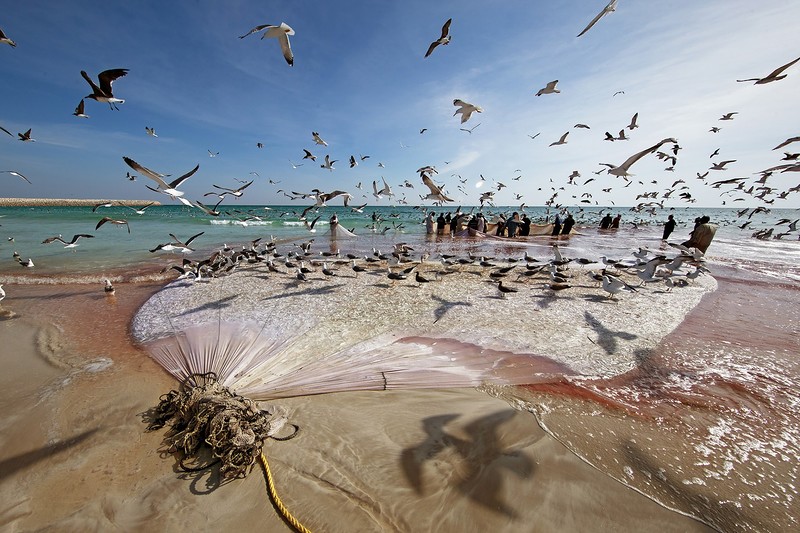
[260,451,312,533]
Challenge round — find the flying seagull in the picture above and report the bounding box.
[737,56,800,84]
[81,68,128,110]
[1,170,31,183]
[602,137,677,177]
[535,80,560,96]
[421,173,454,203]
[320,154,336,171]
[239,22,295,66]
[577,0,618,38]
[145,126,158,137]
[42,234,95,248]
[0,27,16,47]
[373,177,394,200]
[424,18,452,58]
[17,129,34,142]
[150,232,205,254]
[302,148,317,161]
[453,99,482,124]
[205,180,253,199]
[627,112,639,130]
[312,131,328,146]
[73,99,89,118]
[95,216,131,233]
[123,156,199,206]
[773,136,800,151]
[549,131,569,146]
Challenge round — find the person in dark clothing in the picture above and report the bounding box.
[561,213,575,235]
[519,215,531,236]
[600,213,613,229]
[506,212,520,238]
[662,215,676,240]
[436,213,446,235]
[551,212,562,236]
[611,214,621,228]
[449,212,459,235]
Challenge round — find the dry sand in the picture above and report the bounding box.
[0,267,717,532]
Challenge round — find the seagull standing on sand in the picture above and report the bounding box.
[601,274,635,299]
[535,80,560,96]
[424,18,452,58]
[81,68,128,110]
[453,99,482,124]
[239,22,295,66]
[577,0,618,37]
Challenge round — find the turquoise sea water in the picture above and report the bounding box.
[1,204,798,281]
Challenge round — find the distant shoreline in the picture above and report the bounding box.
[0,198,161,207]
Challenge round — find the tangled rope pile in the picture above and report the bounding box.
[148,372,297,479]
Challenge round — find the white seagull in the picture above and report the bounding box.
[550,131,570,146]
[453,99,482,124]
[373,177,394,200]
[577,0,618,38]
[0,27,16,47]
[123,156,199,206]
[535,80,560,96]
[42,234,95,248]
[239,22,295,66]
[1,170,31,183]
[601,138,677,177]
[73,99,89,118]
[312,131,328,146]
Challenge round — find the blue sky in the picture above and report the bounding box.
[1,0,799,209]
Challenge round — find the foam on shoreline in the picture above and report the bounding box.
[0,197,160,207]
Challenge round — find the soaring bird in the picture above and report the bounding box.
[150,232,205,253]
[737,56,800,84]
[421,174,453,203]
[239,22,295,66]
[320,154,336,171]
[311,131,328,146]
[123,156,199,206]
[95,217,131,233]
[627,112,639,130]
[42,234,95,248]
[709,160,736,171]
[81,68,128,110]
[373,177,394,200]
[549,131,570,146]
[453,99,482,124]
[719,112,738,121]
[602,138,677,177]
[1,170,31,183]
[145,126,157,137]
[17,129,34,142]
[205,180,253,199]
[73,99,89,118]
[535,80,560,96]
[424,18,452,58]
[577,0,618,38]
[302,148,317,161]
[773,136,800,151]
[0,27,16,47]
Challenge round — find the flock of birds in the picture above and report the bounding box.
[1,4,799,277]
[137,229,710,306]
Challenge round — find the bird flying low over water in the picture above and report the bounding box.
[81,68,128,110]
[424,18,452,58]
[150,232,204,253]
[205,180,253,199]
[453,99,482,123]
[577,0,618,38]
[535,80,560,96]
[123,156,199,205]
[96,216,131,233]
[42,234,95,248]
[239,22,295,66]
[737,56,800,84]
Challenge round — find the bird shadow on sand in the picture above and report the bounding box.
[263,283,346,300]
[430,294,472,323]
[174,294,239,317]
[0,428,99,481]
[400,410,534,518]
[584,311,638,354]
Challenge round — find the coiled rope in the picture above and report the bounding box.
[260,451,312,533]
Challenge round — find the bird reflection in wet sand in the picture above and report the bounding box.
[401,410,533,517]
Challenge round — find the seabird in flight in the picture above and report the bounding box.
[577,0,618,38]
[239,22,295,66]
[0,27,16,47]
[123,156,199,206]
[95,216,131,233]
[535,80,560,96]
[73,99,89,118]
[1,170,31,183]
[737,56,800,84]
[81,68,128,110]
[42,234,95,248]
[453,99,482,124]
[424,18,452,58]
